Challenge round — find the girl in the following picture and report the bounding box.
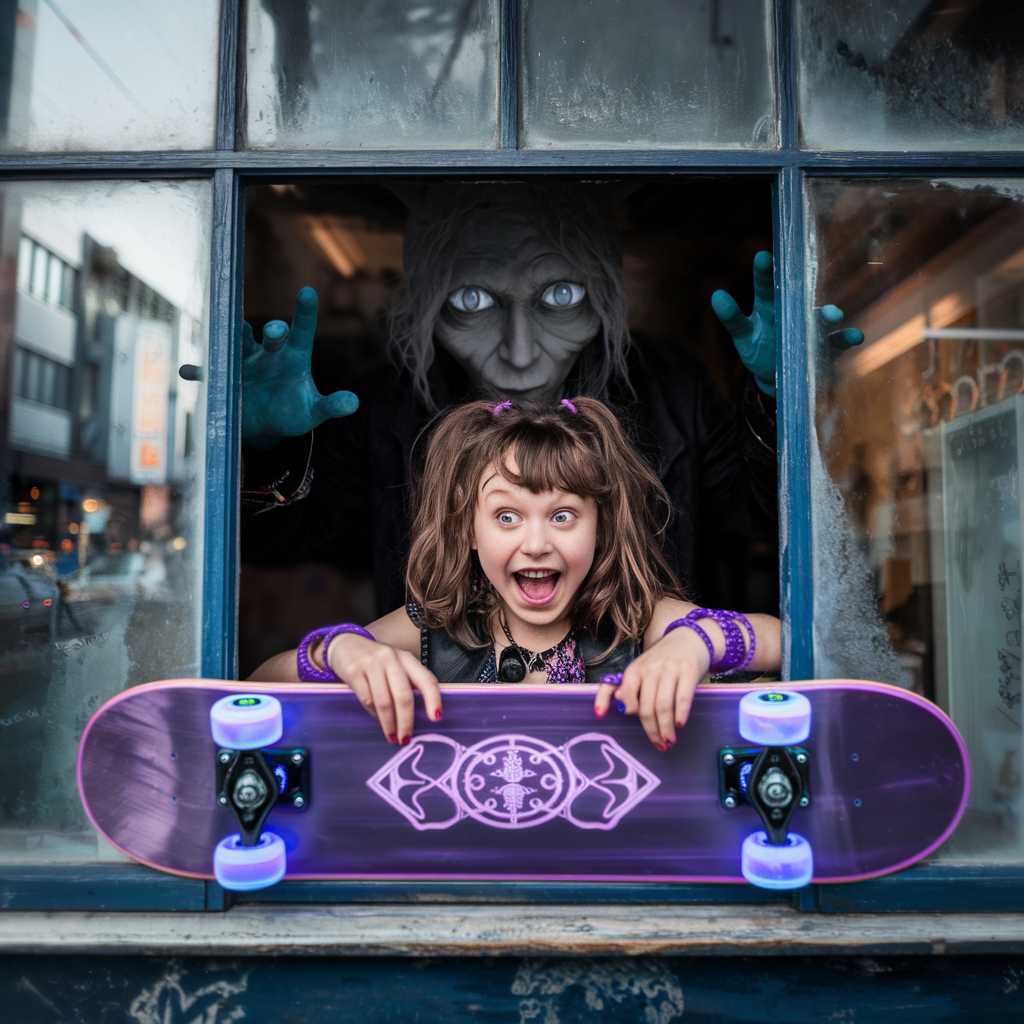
[253,397,780,750]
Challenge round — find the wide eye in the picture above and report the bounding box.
[551,509,577,525]
[497,510,522,526]
[448,286,495,313]
[540,282,586,310]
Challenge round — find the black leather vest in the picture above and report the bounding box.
[419,622,640,683]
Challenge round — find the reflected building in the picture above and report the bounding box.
[3,206,200,587]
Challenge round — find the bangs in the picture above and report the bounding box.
[488,424,610,500]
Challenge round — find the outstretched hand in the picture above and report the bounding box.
[241,286,359,445]
[710,251,864,398]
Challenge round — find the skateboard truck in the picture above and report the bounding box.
[719,690,815,889]
[208,694,298,891]
[718,744,810,845]
[215,746,310,846]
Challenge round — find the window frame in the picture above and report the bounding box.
[1,0,1021,914]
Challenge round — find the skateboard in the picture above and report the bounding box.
[77,679,969,891]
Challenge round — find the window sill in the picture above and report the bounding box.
[1,903,1023,957]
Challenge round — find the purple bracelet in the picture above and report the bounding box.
[296,623,375,682]
[664,609,755,677]
[689,609,745,674]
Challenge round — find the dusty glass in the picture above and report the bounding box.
[0,0,219,152]
[522,0,775,149]
[245,0,498,149]
[0,180,210,863]
[809,178,1024,862]
[799,1,1024,150]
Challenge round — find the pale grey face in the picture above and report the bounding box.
[433,216,601,401]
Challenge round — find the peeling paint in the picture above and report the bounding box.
[512,958,685,1023]
[128,961,249,1024]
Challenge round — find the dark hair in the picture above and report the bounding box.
[406,397,682,654]
[389,184,631,409]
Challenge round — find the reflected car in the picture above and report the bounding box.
[0,560,59,643]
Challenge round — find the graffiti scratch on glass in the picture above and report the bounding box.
[367,732,660,831]
[55,633,109,657]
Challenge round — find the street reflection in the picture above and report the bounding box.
[0,181,208,862]
[812,179,1024,861]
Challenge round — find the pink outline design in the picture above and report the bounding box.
[366,731,661,831]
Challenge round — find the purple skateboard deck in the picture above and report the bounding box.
[77,679,968,885]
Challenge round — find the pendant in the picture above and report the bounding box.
[497,646,528,682]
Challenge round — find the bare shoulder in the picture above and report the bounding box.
[367,605,422,658]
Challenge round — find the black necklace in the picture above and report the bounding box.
[496,615,575,683]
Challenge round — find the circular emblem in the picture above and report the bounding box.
[453,735,573,829]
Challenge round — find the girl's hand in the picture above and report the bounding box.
[593,628,711,750]
[328,634,443,744]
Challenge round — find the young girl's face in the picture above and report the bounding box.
[473,458,598,638]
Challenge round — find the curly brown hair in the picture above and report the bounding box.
[406,397,683,655]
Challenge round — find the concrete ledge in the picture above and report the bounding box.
[1,904,1023,957]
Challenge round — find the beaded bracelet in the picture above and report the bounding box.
[664,609,756,677]
[690,609,745,673]
[296,623,375,682]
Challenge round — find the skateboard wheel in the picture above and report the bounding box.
[213,832,287,891]
[210,694,283,749]
[738,690,811,746]
[741,830,813,890]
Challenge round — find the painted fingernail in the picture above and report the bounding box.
[655,742,667,753]
[614,700,626,714]
[400,735,411,746]
[387,733,398,744]
[433,709,443,721]
[594,705,607,718]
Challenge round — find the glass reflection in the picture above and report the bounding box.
[0,0,218,152]
[522,0,774,149]
[810,179,1024,861]
[245,0,498,149]
[0,181,209,862]
[800,1,1024,150]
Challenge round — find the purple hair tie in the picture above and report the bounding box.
[559,398,578,415]
[492,400,514,416]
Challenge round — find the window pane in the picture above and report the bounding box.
[522,0,775,149]
[799,2,1024,150]
[0,0,219,152]
[244,0,499,149]
[16,237,32,293]
[45,254,63,306]
[0,180,210,863]
[24,348,41,401]
[808,178,1024,863]
[31,245,47,300]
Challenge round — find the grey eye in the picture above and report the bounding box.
[540,282,585,309]
[448,286,495,313]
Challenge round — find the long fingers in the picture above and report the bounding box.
[710,288,751,342]
[261,319,288,353]
[290,286,318,352]
[313,389,359,426]
[751,249,774,304]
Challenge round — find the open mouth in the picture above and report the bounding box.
[513,569,562,605]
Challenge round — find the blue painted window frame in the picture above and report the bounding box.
[2,0,1021,913]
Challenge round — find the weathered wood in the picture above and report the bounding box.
[1,905,1023,957]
